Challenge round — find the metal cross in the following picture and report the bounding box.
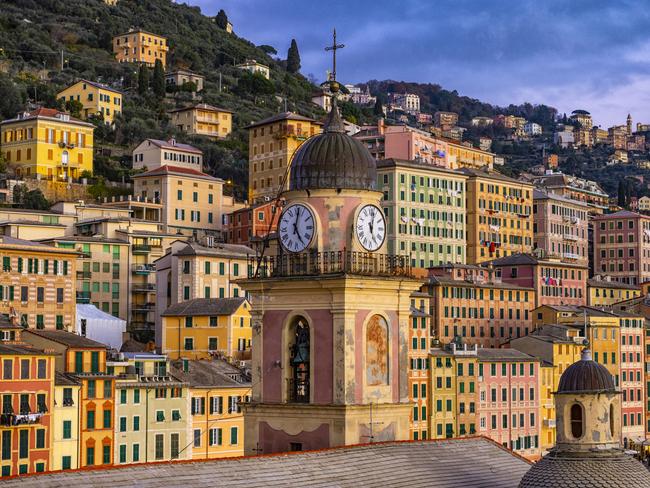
[324,29,345,82]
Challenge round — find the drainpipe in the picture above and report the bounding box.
[178,318,181,360]
[145,386,149,463]
[508,362,512,452]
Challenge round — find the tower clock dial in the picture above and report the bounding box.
[279,203,315,253]
[355,204,386,252]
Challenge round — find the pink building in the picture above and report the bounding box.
[383,125,449,167]
[477,348,541,459]
[619,312,645,444]
[490,253,587,308]
[593,210,650,285]
[533,189,590,266]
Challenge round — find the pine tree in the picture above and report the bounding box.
[215,9,228,30]
[617,180,626,207]
[286,39,301,74]
[373,96,383,116]
[152,59,165,98]
[138,64,150,96]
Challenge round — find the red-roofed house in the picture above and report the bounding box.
[132,138,203,172]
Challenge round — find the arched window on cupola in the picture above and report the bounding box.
[289,318,310,403]
[570,403,584,438]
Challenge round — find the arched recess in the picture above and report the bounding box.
[364,313,390,391]
[282,311,314,404]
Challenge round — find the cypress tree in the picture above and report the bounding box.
[373,96,383,116]
[286,39,301,74]
[215,9,228,30]
[138,64,150,96]
[152,59,166,98]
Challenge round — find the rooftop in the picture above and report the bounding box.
[133,164,221,181]
[171,240,254,259]
[1,107,94,127]
[488,253,588,269]
[245,111,321,130]
[587,278,640,290]
[0,437,531,488]
[64,79,122,95]
[477,348,538,362]
[167,103,233,114]
[139,138,202,154]
[0,343,52,356]
[162,297,248,317]
[24,329,107,349]
[458,167,532,186]
[170,359,250,388]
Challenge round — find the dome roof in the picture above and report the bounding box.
[557,349,616,394]
[519,450,650,488]
[288,99,376,191]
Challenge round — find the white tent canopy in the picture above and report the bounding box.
[76,304,126,350]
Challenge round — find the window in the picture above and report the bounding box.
[191,397,205,415]
[63,420,72,439]
[119,444,127,463]
[37,359,46,379]
[87,410,95,429]
[1,431,10,460]
[156,410,165,422]
[20,359,30,379]
[230,426,239,445]
[120,389,127,404]
[172,410,181,421]
[184,338,194,351]
[103,445,111,464]
[570,403,584,438]
[132,443,140,462]
[62,456,71,470]
[194,429,202,448]
[155,434,164,460]
[133,416,140,431]
[87,380,96,398]
[119,417,127,432]
[86,446,95,466]
[36,428,45,449]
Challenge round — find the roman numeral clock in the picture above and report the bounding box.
[355,204,386,252]
[278,203,315,253]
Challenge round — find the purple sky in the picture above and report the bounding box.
[189,0,650,127]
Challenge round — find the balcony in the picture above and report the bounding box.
[248,251,412,279]
[544,419,556,428]
[76,270,91,280]
[132,303,155,312]
[563,252,580,260]
[132,264,155,275]
[78,251,92,259]
[133,283,156,293]
[132,244,151,254]
[563,234,579,242]
[0,412,44,427]
[129,320,155,331]
[76,291,91,303]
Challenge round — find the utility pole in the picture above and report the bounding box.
[218,72,222,93]
[60,49,64,71]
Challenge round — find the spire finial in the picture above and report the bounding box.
[324,28,345,94]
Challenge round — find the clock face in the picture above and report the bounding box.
[355,204,386,252]
[279,204,315,253]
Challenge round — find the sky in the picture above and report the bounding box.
[189,0,650,127]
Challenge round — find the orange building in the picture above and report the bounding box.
[408,292,431,440]
[0,319,55,478]
[112,29,168,67]
[22,330,114,469]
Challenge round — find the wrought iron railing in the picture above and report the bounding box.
[286,378,309,403]
[248,250,412,278]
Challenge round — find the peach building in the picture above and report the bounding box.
[383,125,449,167]
[593,210,650,285]
[532,189,589,265]
[168,104,233,140]
[424,264,535,348]
[618,312,645,444]
[491,253,587,308]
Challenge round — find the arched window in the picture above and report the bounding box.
[570,403,584,438]
[366,315,389,386]
[289,318,310,403]
[62,150,69,165]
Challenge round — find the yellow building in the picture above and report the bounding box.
[110,352,190,465]
[57,80,122,124]
[587,277,641,308]
[112,29,167,67]
[51,373,81,471]
[460,167,533,264]
[161,297,251,361]
[510,329,582,452]
[0,235,78,331]
[42,236,130,320]
[246,112,322,204]
[170,359,250,459]
[22,329,115,469]
[446,139,495,170]
[429,349,458,439]
[1,107,94,180]
[168,104,233,140]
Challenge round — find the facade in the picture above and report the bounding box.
[446,140,495,170]
[529,172,609,213]
[112,29,168,67]
[168,104,233,140]
[391,93,420,113]
[587,277,641,308]
[461,168,533,264]
[154,239,253,353]
[510,327,583,452]
[42,236,129,320]
[0,326,55,478]
[523,122,542,136]
[132,165,227,236]
[236,60,270,80]
[408,293,431,440]
[161,297,252,361]
[639,196,650,212]
[57,80,122,124]
[132,138,203,172]
[424,264,535,348]
[165,70,204,92]
[376,159,467,268]
[224,201,280,247]
[532,189,589,265]
[246,112,322,203]
[433,112,458,129]
[51,372,81,471]
[22,330,114,470]
[0,236,77,330]
[111,352,190,465]
[593,210,650,285]
[170,359,250,459]
[1,108,94,180]
[382,126,449,167]
[491,253,587,308]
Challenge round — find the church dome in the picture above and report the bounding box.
[557,349,616,394]
[289,99,376,191]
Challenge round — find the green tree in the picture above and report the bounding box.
[0,73,23,119]
[373,96,383,116]
[65,99,84,118]
[137,64,150,96]
[286,39,301,74]
[152,59,166,98]
[13,185,50,210]
[215,9,229,29]
[617,180,626,207]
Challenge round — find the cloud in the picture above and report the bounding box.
[189,0,650,126]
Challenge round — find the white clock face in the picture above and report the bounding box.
[356,204,386,252]
[279,204,315,253]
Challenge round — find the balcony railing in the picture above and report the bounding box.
[248,251,412,279]
[133,283,156,293]
[132,244,151,253]
[78,251,92,259]
[0,412,43,427]
[132,303,155,312]
[286,378,309,403]
[132,264,155,275]
[76,291,91,303]
[76,270,91,280]
[563,234,579,242]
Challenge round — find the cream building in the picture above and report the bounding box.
[168,104,233,139]
[132,138,203,172]
[165,70,205,92]
[51,372,81,470]
[236,60,270,80]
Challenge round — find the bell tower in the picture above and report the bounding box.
[239,31,421,455]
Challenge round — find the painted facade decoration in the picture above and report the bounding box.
[366,315,389,386]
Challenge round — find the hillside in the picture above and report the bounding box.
[0,0,325,198]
